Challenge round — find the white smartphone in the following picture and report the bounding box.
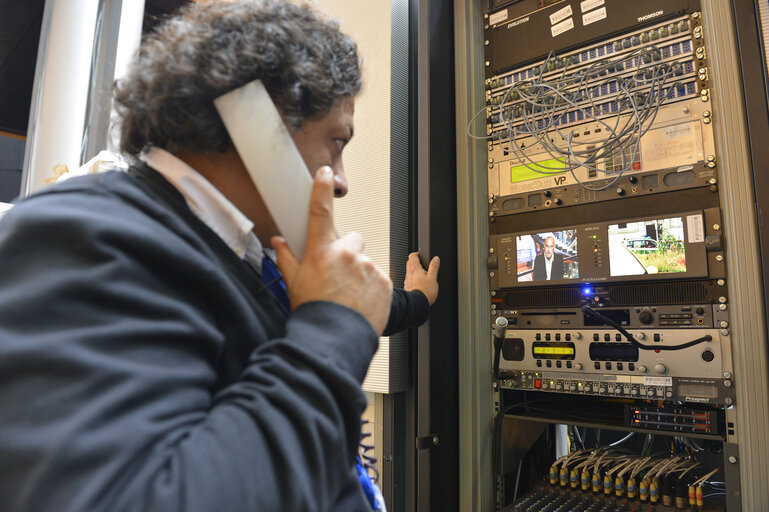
[214,80,313,259]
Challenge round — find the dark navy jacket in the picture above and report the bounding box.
[0,166,428,511]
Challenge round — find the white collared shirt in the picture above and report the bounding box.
[545,254,553,280]
[141,147,264,273]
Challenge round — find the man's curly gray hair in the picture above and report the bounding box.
[113,0,362,157]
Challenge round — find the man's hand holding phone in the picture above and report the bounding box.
[272,166,393,335]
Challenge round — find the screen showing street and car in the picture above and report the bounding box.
[607,217,687,277]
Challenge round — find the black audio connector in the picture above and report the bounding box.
[581,305,713,351]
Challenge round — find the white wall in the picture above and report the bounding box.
[312,0,410,394]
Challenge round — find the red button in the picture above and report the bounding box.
[534,379,542,389]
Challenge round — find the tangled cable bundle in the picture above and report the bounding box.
[489,46,690,190]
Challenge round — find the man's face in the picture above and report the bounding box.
[289,96,355,197]
[204,96,355,248]
[544,237,555,260]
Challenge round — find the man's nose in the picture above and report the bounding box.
[333,166,348,198]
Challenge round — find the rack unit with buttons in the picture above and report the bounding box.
[497,328,734,405]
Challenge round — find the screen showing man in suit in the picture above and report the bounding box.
[516,229,579,282]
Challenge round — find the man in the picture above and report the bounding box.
[533,235,564,280]
[0,2,438,511]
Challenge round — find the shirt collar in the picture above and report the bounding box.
[140,147,264,272]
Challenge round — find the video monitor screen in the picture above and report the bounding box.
[607,217,686,277]
[516,229,579,282]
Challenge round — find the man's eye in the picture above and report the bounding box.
[334,139,347,151]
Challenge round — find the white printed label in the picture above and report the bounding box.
[550,5,573,25]
[582,7,607,26]
[489,9,508,26]
[551,17,575,37]
[644,376,673,387]
[581,0,605,13]
[664,123,693,139]
[687,214,705,243]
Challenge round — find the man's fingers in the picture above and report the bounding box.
[306,166,337,247]
[272,236,299,285]
[336,231,365,253]
[427,256,440,279]
[407,252,422,272]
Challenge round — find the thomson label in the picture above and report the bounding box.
[638,10,664,22]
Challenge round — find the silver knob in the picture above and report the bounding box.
[638,365,648,373]
[575,363,584,371]
[654,363,668,374]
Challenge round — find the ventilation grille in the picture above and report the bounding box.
[504,288,581,308]
[609,282,708,305]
